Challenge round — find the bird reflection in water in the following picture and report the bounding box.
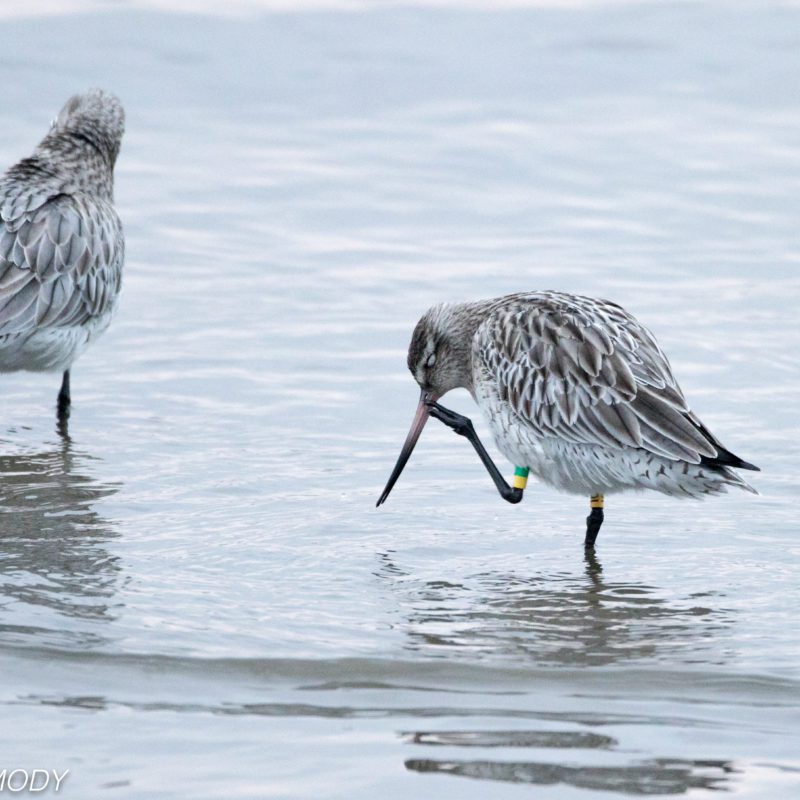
[378,551,738,794]
[405,755,737,794]
[0,429,121,648]
[377,549,731,667]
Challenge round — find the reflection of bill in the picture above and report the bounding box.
[0,769,69,793]
[0,438,121,647]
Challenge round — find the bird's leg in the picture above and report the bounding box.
[427,401,524,504]
[57,370,71,420]
[585,494,604,549]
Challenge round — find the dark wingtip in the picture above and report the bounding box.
[716,452,760,472]
[701,450,760,472]
[689,416,759,472]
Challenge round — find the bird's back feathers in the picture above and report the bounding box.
[471,292,757,474]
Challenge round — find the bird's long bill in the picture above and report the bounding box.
[376,390,434,507]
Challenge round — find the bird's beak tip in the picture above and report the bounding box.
[376,391,433,507]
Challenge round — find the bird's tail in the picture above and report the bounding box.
[716,465,759,495]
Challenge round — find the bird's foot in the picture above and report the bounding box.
[56,414,70,441]
[427,402,475,438]
[584,507,604,549]
[501,486,524,504]
[56,389,71,439]
[57,370,71,421]
[57,394,71,421]
[427,400,523,505]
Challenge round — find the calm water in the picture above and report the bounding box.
[0,1,799,797]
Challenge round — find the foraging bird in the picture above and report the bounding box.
[0,89,125,421]
[377,291,759,547]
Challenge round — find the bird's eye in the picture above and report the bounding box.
[425,353,436,368]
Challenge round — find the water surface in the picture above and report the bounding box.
[0,1,798,797]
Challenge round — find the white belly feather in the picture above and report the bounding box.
[0,312,115,373]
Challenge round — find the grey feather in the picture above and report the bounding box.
[471,292,722,463]
[0,90,124,351]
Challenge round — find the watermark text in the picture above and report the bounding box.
[0,770,69,793]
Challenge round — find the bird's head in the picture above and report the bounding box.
[50,89,125,168]
[376,301,479,506]
[406,302,475,400]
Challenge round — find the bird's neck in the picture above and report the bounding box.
[438,300,495,394]
[35,133,115,202]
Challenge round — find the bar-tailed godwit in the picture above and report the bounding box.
[0,89,125,421]
[377,291,758,548]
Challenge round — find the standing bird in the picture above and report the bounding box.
[0,89,125,422]
[377,292,758,548]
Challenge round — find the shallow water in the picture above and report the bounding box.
[0,1,799,797]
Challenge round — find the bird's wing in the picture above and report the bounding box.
[473,294,718,462]
[0,192,123,335]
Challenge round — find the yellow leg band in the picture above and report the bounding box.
[513,466,529,490]
[590,494,604,509]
